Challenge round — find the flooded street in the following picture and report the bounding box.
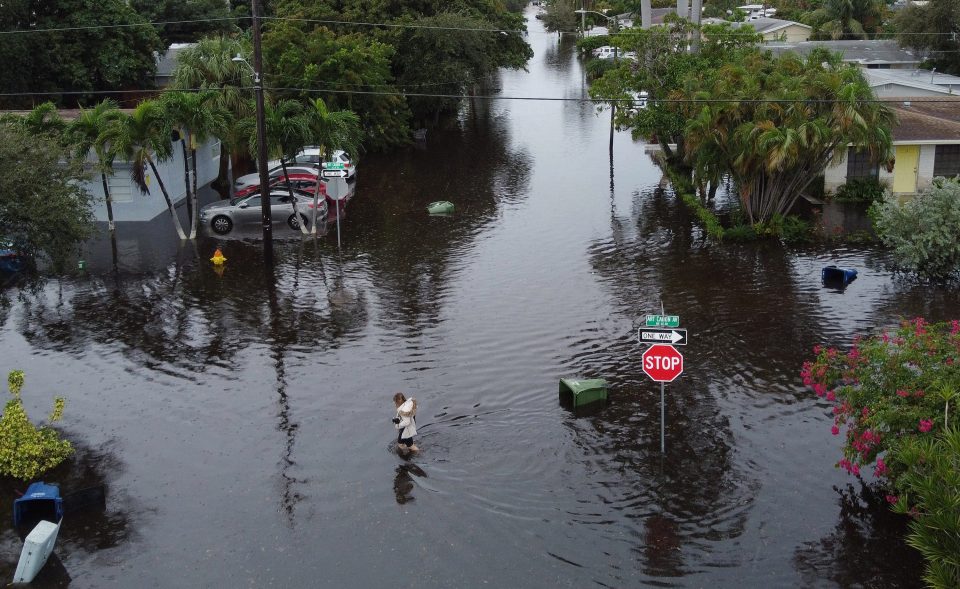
[1,8,957,587]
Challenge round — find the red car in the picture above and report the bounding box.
[234,173,327,200]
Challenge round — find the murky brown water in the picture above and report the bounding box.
[1,7,956,587]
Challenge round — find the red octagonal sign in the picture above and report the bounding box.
[642,344,684,382]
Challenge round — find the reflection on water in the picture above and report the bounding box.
[0,6,957,587]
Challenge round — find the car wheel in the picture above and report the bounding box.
[211,215,233,234]
[288,213,309,230]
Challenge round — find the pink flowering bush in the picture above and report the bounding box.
[804,318,960,588]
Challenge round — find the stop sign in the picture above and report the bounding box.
[642,344,684,382]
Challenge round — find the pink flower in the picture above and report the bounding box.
[951,320,960,335]
[862,407,870,417]
[852,464,861,476]
[875,457,888,477]
[919,419,933,433]
[886,494,898,504]
[881,332,890,343]
[826,391,836,401]
[914,390,925,398]
[896,389,910,398]
[831,425,840,435]
[814,383,826,397]
[813,345,822,355]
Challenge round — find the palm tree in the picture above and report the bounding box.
[244,99,313,235]
[65,100,124,233]
[104,100,188,240]
[306,98,362,233]
[171,36,253,194]
[160,91,228,238]
[21,102,66,137]
[807,0,883,40]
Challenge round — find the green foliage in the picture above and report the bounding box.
[682,50,894,223]
[0,119,95,270]
[896,0,960,75]
[0,370,73,480]
[834,177,888,203]
[870,179,960,279]
[664,165,726,240]
[0,0,163,109]
[780,214,813,243]
[541,0,579,32]
[804,319,960,588]
[130,0,237,46]
[724,224,758,241]
[803,0,884,39]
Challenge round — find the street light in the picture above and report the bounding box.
[231,0,273,267]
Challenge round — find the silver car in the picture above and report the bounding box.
[200,190,328,235]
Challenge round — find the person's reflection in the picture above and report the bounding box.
[393,462,427,505]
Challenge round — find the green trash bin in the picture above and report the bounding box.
[427,201,455,215]
[559,378,608,409]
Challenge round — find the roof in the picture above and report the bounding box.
[702,17,811,35]
[766,40,921,65]
[867,68,960,90]
[885,97,960,142]
[154,43,195,78]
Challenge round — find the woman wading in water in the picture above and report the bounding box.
[392,393,419,453]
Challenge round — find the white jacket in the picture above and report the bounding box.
[395,399,418,439]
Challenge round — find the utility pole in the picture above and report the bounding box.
[251,0,273,267]
[610,16,618,154]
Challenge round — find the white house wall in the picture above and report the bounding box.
[87,138,221,222]
[824,143,938,194]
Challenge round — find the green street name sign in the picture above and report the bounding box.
[322,162,345,170]
[646,314,680,327]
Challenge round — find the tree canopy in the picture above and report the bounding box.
[896,0,960,75]
[0,120,95,268]
[130,0,238,46]
[0,0,163,109]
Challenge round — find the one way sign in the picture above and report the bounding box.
[638,328,687,346]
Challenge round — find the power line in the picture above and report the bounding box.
[2,86,958,105]
[0,17,244,35]
[3,13,958,38]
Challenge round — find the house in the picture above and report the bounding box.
[154,43,194,89]
[737,4,777,19]
[824,98,960,195]
[767,40,922,69]
[701,17,812,42]
[5,107,222,223]
[866,68,960,98]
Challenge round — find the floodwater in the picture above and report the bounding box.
[1,7,956,588]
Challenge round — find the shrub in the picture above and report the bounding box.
[834,177,888,203]
[780,215,813,244]
[0,370,72,480]
[803,319,960,588]
[870,179,960,279]
[723,224,757,241]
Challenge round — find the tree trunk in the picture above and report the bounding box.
[148,158,188,240]
[179,138,193,240]
[190,144,199,239]
[100,171,116,233]
[280,159,309,235]
[310,145,326,235]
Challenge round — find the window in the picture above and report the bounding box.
[933,145,960,178]
[244,196,260,208]
[847,148,879,180]
[107,176,134,204]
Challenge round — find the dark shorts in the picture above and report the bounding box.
[397,431,414,447]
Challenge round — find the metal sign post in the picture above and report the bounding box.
[640,304,687,454]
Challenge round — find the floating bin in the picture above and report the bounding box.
[427,201,455,215]
[821,265,857,286]
[559,378,608,409]
[13,482,63,529]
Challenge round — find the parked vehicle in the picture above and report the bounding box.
[233,172,328,200]
[200,190,328,234]
[624,91,648,115]
[233,164,319,191]
[269,148,355,180]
